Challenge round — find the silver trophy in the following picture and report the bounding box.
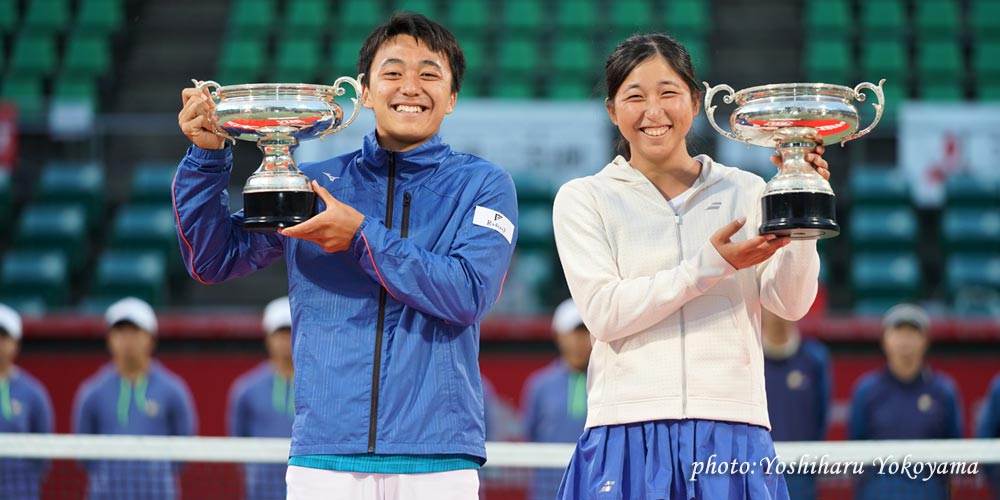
[703,80,885,239]
[192,78,363,232]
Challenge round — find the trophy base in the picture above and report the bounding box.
[760,191,840,240]
[242,190,317,233]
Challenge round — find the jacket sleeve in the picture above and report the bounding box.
[976,376,1000,438]
[173,145,285,284]
[348,169,518,326]
[552,183,737,343]
[755,239,820,321]
[169,378,198,437]
[848,376,873,440]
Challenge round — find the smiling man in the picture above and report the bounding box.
[174,12,518,500]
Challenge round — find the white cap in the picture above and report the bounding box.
[882,303,931,333]
[0,304,22,340]
[262,296,292,335]
[105,297,158,335]
[552,298,586,335]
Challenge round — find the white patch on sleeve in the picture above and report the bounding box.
[473,206,514,244]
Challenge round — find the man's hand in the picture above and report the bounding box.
[710,217,790,270]
[278,181,365,253]
[178,85,226,150]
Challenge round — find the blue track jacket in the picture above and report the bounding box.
[173,131,518,462]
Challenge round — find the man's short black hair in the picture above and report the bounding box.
[357,12,465,94]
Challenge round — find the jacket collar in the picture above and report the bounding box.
[359,130,452,178]
[597,154,736,210]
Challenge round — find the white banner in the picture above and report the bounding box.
[899,103,1000,207]
[296,99,612,189]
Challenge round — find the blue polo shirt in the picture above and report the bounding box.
[228,361,294,500]
[976,373,1000,499]
[521,359,588,500]
[73,361,197,500]
[0,367,54,500]
[849,367,962,500]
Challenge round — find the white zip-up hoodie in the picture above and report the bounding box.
[552,154,820,430]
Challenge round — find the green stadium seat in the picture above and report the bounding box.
[945,175,999,207]
[853,298,907,317]
[459,78,482,97]
[219,37,268,84]
[861,38,907,85]
[1,250,70,309]
[328,36,365,81]
[850,252,922,305]
[227,0,276,34]
[804,38,853,84]
[517,203,554,248]
[0,77,45,121]
[611,0,653,33]
[969,0,1000,38]
[1,76,48,119]
[13,204,89,274]
[976,82,1000,101]
[946,254,1000,297]
[916,40,963,83]
[555,0,599,33]
[490,79,535,99]
[681,38,710,79]
[130,162,178,205]
[919,81,964,101]
[502,0,545,33]
[76,0,125,35]
[804,0,851,35]
[62,34,112,78]
[664,0,711,37]
[458,37,487,77]
[91,250,168,306]
[913,0,960,38]
[547,78,596,100]
[552,37,597,77]
[0,296,47,317]
[0,0,16,36]
[973,42,1000,84]
[849,167,910,206]
[22,0,71,34]
[849,206,918,250]
[941,207,1000,253]
[447,0,491,37]
[52,76,99,110]
[274,37,322,83]
[497,36,541,76]
[394,0,440,19]
[283,0,329,37]
[860,0,906,38]
[9,34,59,77]
[110,204,183,279]
[35,162,105,225]
[340,0,384,37]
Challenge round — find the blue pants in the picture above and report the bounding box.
[557,419,790,500]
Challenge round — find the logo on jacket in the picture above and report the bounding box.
[145,400,160,417]
[322,173,339,182]
[706,201,722,210]
[918,393,934,412]
[473,206,513,244]
[599,480,616,493]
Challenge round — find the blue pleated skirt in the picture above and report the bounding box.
[557,419,790,500]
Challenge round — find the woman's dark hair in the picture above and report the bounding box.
[605,33,700,103]
[605,33,702,156]
[357,12,465,94]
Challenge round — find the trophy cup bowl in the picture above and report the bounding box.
[193,78,363,232]
[703,80,885,240]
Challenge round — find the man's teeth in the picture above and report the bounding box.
[643,126,668,136]
[395,105,423,113]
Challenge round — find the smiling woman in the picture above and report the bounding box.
[551,33,830,500]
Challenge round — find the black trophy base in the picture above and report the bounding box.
[760,191,840,240]
[242,190,317,232]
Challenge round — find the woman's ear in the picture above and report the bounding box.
[605,98,618,127]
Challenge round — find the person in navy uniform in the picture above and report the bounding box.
[0,303,54,500]
[228,296,295,500]
[849,303,962,500]
[73,297,197,500]
[976,372,1000,500]
[761,307,831,500]
[521,298,591,500]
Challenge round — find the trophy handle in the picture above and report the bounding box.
[190,79,237,144]
[702,82,745,144]
[844,79,886,144]
[320,75,365,140]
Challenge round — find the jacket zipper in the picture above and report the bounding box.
[674,212,688,418]
[369,152,396,453]
[401,192,412,238]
